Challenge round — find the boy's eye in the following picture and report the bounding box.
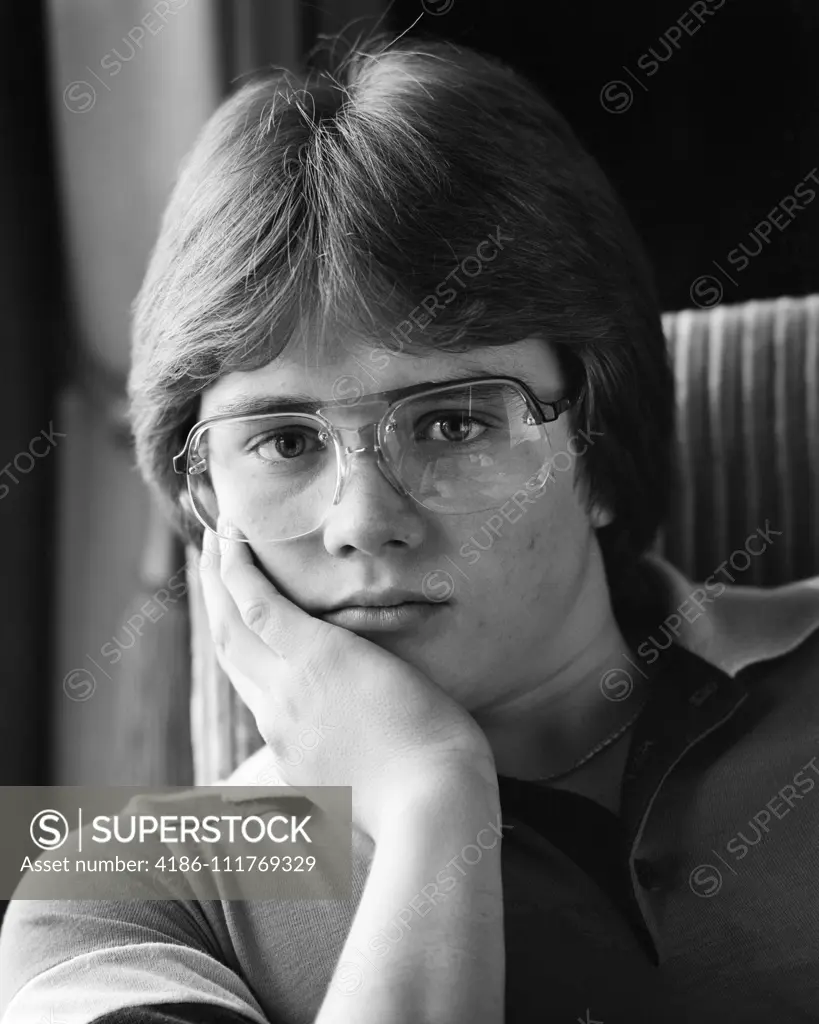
[422,415,488,443]
[250,429,326,462]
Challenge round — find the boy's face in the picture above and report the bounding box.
[197,331,609,715]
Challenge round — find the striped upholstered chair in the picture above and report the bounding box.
[122,293,819,786]
[658,295,819,587]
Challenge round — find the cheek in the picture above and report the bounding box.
[213,484,283,546]
[248,546,308,605]
[467,471,591,600]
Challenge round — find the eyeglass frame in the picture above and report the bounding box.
[172,374,578,540]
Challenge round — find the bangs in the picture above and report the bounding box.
[156,107,533,383]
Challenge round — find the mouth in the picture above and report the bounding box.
[319,600,448,632]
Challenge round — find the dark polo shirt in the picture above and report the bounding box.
[2,626,819,1023]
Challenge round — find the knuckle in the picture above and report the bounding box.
[211,617,231,654]
[240,600,269,634]
[216,633,240,672]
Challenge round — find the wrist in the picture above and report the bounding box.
[375,759,501,840]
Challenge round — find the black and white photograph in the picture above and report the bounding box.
[1,1,818,1021]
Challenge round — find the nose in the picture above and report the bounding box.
[320,446,427,557]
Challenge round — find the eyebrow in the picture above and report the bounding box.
[206,367,546,418]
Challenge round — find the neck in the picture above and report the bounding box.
[473,556,651,783]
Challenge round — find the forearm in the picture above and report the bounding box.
[316,767,505,1024]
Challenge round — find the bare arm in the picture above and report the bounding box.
[316,765,505,1024]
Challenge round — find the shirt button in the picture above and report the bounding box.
[634,858,662,891]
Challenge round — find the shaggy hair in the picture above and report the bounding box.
[128,33,676,632]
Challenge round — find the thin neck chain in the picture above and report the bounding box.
[534,698,648,784]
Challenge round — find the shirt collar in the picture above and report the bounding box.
[620,553,819,847]
[642,553,819,675]
[613,557,819,960]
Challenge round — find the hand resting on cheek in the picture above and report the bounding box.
[198,523,497,841]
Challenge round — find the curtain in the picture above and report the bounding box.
[44,0,221,785]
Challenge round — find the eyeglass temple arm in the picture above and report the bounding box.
[536,394,575,422]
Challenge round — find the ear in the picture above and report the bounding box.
[589,502,615,529]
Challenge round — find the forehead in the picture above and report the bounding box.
[198,332,566,419]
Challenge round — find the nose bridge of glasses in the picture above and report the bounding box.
[316,399,395,454]
[315,400,411,502]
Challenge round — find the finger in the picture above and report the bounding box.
[199,527,278,713]
[218,520,330,662]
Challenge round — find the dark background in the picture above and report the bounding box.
[391,0,819,311]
